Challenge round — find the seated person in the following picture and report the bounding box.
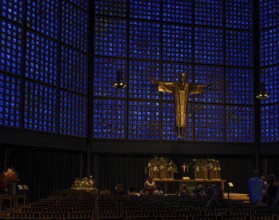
[140,186,148,196]
[127,186,135,196]
[153,184,164,195]
[114,183,125,195]
[178,184,189,196]
[144,176,156,194]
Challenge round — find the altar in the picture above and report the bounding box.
[154,179,226,194]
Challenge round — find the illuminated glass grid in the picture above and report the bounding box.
[261,105,279,143]
[194,0,223,27]
[26,0,60,40]
[129,21,160,60]
[61,1,88,52]
[60,91,87,137]
[161,63,193,101]
[162,24,192,62]
[194,27,224,65]
[226,106,255,143]
[225,0,253,30]
[0,73,22,128]
[226,30,254,67]
[260,66,279,104]
[225,67,254,105]
[260,28,279,66]
[93,57,126,98]
[67,0,89,11]
[60,46,87,94]
[94,17,127,57]
[260,0,279,29]
[129,60,160,100]
[1,21,23,75]
[130,0,160,20]
[194,65,224,103]
[128,101,161,140]
[162,102,193,141]
[24,81,57,133]
[194,104,224,142]
[162,0,192,24]
[25,31,58,86]
[95,0,126,17]
[93,99,126,139]
[1,0,24,24]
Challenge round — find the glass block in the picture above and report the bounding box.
[130,0,160,20]
[0,73,22,128]
[194,104,224,142]
[226,30,254,67]
[61,46,87,94]
[260,0,279,29]
[25,31,58,86]
[24,81,58,133]
[194,65,224,103]
[225,67,254,105]
[195,0,223,27]
[1,0,24,24]
[67,0,89,11]
[194,27,224,65]
[60,91,87,137]
[93,99,126,139]
[226,0,253,30]
[94,17,127,57]
[26,0,60,40]
[129,60,160,100]
[161,63,193,101]
[260,66,279,104]
[162,102,193,141]
[261,105,279,143]
[95,0,126,17]
[163,0,192,24]
[162,24,192,62]
[129,20,161,60]
[260,28,279,66]
[226,106,255,142]
[93,57,126,98]
[1,20,23,75]
[128,101,161,140]
[61,1,88,52]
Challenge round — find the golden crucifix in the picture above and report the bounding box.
[151,73,209,138]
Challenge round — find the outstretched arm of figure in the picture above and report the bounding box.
[189,83,211,95]
[150,77,175,93]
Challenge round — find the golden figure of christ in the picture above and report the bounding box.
[151,73,209,138]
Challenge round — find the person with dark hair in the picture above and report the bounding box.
[153,184,164,195]
[178,184,189,196]
[127,186,135,196]
[248,169,264,205]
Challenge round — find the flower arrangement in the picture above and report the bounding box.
[146,155,177,179]
[188,158,221,179]
[71,175,95,190]
[3,168,19,183]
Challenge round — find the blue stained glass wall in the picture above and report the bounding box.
[226,106,255,142]
[128,101,161,140]
[1,20,23,75]
[5,0,277,143]
[194,104,224,142]
[26,0,60,40]
[93,0,256,142]
[1,0,88,137]
[93,99,126,139]
[0,74,22,128]
[260,0,279,143]
[1,0,24,24]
